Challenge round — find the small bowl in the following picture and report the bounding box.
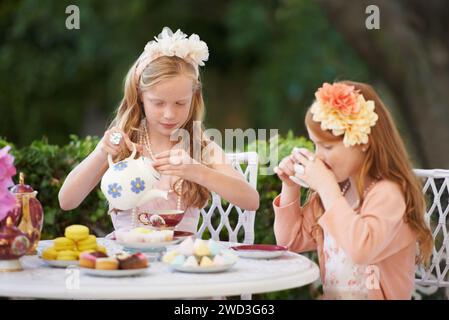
[137,210,184,229]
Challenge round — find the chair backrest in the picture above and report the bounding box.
[196,152,258,244]
[414,169,449,288]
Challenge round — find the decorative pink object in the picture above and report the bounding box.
[0,146,17,222]
[8,173,44,255]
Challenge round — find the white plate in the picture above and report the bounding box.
[80,267,150,277]
[116,238,182,250]
[40,258,79,268]
[230,244,288,259]
[171,262,236,273]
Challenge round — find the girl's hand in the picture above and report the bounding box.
[292,148,337,193]
[152,149,201,182]
[274,154,298,188]
[96,127,143,158]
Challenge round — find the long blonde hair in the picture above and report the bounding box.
[109,55,210,209]
[305,80,433,265]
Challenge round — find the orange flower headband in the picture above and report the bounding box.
[134,27,209,82]
[310,82,378,147]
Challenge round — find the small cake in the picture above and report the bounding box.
[121,230,144,243]
[162,250,179,264]
[194,239,210,256]
[95,257,119,270]
[117,253,148,270]
[65,225,89,241]
[56,250,78,261]
[207,239,220,256]
[53,237,75,251]
[160,230,174,242]
[171,254,186,267]
[184,255,199,267]
[199,256,213,267]
[41,247,58,260]
[76,235,97,252]
[96,245,107,254]
[79,251,108,268]
[178,237,195,256]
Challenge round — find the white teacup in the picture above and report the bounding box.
[289,147,312,188]
[290,164,310,188]
[100,144,168,210]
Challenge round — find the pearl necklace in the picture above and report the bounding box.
[341,178,378,210]
[140,120,183,211]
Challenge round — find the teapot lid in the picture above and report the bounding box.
[10,172,34,194]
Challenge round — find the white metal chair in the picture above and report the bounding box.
[196,151,258,244]
[414,169,449,299]
[195,151,258,300]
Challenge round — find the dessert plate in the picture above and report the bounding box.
[80,266,150,277]
[116,238,182,250]
[230,244,288,259]
[173,230,195,240]
[170,261,236,273]
[40,258,79,268]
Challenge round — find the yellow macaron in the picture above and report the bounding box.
[53,237,76,251]
[96,245,107,254]
[65,225,89,241]
[41,247,58,260]
[76,235,97,252]
[56,250,78,261]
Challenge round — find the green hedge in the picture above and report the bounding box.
[0,133,316,299]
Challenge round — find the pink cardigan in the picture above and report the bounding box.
[273,180,417,300]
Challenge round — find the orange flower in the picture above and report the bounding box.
[311,82,379,147]
[315,82,360,115]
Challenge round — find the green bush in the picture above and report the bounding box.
[0,133,316,299]
[0,135,110,239]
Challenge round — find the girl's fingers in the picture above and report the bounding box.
[293,151,310,166]
[153,158,172,167]
[274,166,288,180]
[156,164,176,172]
[154,150,173,159]
[279,159,295,176]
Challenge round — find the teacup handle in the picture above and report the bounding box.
[107,143,137,168]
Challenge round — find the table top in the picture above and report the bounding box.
[0,239,320,299]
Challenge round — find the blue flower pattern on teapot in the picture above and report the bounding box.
[113,161,128,171]
[108,183,123,198]
[131,177,145,194]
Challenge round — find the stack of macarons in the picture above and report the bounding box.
[41,225,106,261]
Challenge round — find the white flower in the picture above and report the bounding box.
[138,27,209,76]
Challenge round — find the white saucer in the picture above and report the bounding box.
[116,238,182,250]
[231,244,288,259]
[171,261,236,273]
[80,267,150,277]
[41,258,79,268]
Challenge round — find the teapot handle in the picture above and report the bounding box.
[107,143,137,168]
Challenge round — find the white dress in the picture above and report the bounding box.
[322,230,369,299]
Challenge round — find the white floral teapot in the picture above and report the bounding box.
[100,144,168,210]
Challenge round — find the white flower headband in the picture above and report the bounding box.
[134,27,209,82]
[310,82,379,147]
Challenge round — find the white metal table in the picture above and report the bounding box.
[0,239,320,299]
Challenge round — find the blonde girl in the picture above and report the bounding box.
[59,27,259,234]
